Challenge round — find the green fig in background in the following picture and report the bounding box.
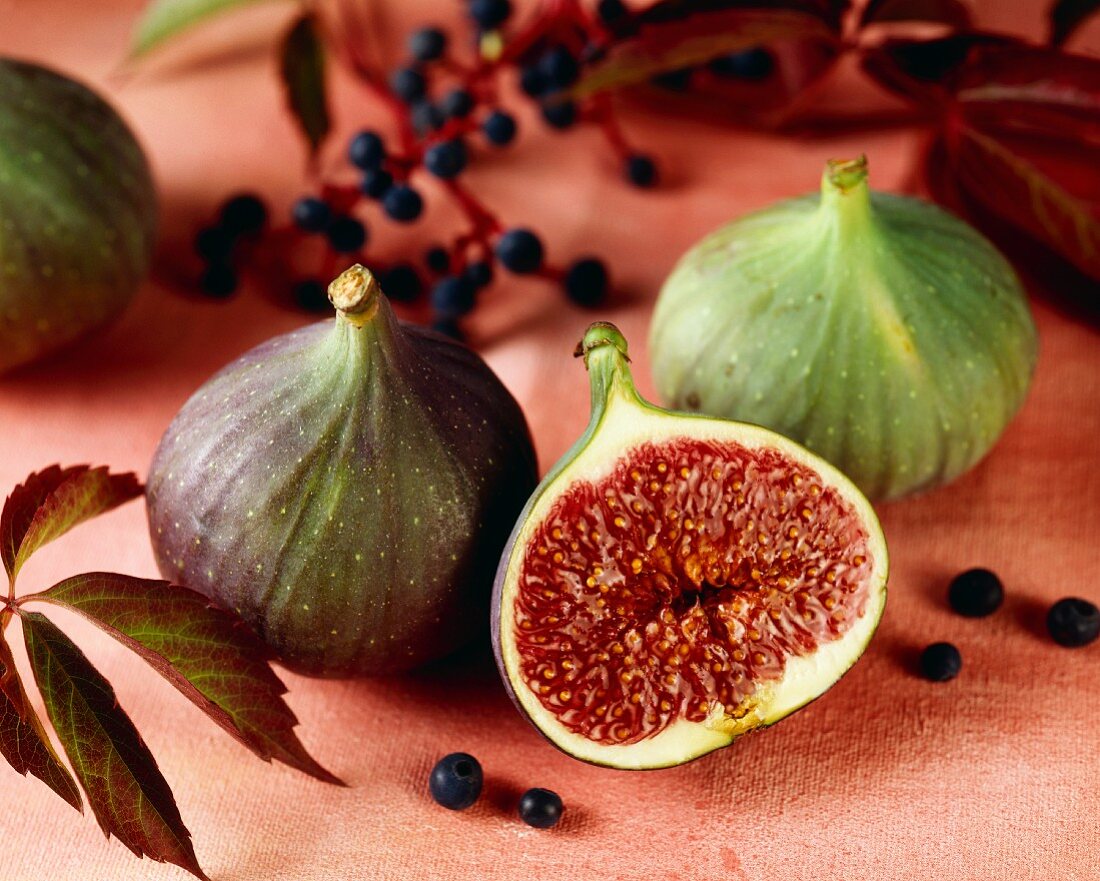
[147,266,538,676]
[649,156,1038,501]
[0,59,157,373]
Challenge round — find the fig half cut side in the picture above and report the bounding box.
[492,323,888,769]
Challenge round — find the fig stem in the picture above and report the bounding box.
[821,155,872,233]
[328,264,382,327]
[825,155,868,192]
[574,321,630,366]
[576,321,642,416]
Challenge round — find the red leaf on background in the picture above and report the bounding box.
[632,0,849,29]
[22,611,208,880]
[864,37,1100,280]
[1048,0,1100,47]
[31,573,342,785]
[0,629,82,811]
[0,466,142,584]
[574,5,839,96]
[860,0,972,28]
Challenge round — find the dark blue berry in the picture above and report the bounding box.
[411,100,446,134]
[424,139,468,179]
[597,0,628,24]
[379,264,422,302]
[194,226,233,261]
[432,317,465,341]
[518,788,563,829]
[360,168,394,199]
[651,67,694,91]
[580,42,608,64]
[948,569,1004,618]
[326,216,367,253]
[463,261,493,289]
[425,246,450,274]
[625,153,658,188]
[292,197,331,233]
[408,27,447,62]
[708,46,774,80]
[469,0,512,30]
[383,185,424,223]
[219,194,267,235]
[390,66,426,103]
[440,88,475,119]
[539,46,580,90]
[429,753,482,810]
[520,65,549,97]
[293,278,330,312]
[482,110,517,146]
[564,258,609,306]
[920,642,961,682]
[348,130,385,170]
[199,262,237,298]
[1047,598,1100,647]
[540,99,577,129]
[432,275,477,317]
[496,228,543,274]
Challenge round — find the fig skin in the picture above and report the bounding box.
[649,156,1038,501]
[0,59,156,373]
[147,266,537,676]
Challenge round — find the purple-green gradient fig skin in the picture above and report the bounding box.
[0,59,156,373]
[147,266,537,677]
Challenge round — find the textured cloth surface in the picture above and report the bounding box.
[1,2,1098,879]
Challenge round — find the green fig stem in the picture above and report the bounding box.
[821,155,873,235]
[575,321,643,417]
[329,264,382,328]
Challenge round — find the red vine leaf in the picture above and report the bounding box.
[1,466,142,584]
[860,0,972,28]
[1049,0,1100,47]
[864,38,1100,279]
[279,13,331,155]
[33,573,342,785]
[22,611,207,880]
[0,629,82,812]
[574,5,839,97]
[632,0,849,30]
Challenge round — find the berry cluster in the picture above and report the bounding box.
[428,752,564,829]
[196,0,669,339]
[649,46,776,92]
[193,194,268,298]
[918,568,1099,683]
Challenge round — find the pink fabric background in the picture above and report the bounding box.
[1,2,1098,879]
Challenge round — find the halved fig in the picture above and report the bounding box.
[492,323,888,769]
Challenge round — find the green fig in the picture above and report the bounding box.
[493,323,887,769]
[649,156,1038,500]
[0,59,156,373]
[147,266,538,676]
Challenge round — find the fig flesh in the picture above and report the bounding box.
[649,156,1038,500]
[492,324,888,769]
[0,59,156,373]
[147,266,538,676]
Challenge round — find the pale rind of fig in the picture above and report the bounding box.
[649,156,1038,501]
[0,59,157,373]
[147,266,538,677]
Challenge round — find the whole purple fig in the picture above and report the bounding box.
[147,265,537,676]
